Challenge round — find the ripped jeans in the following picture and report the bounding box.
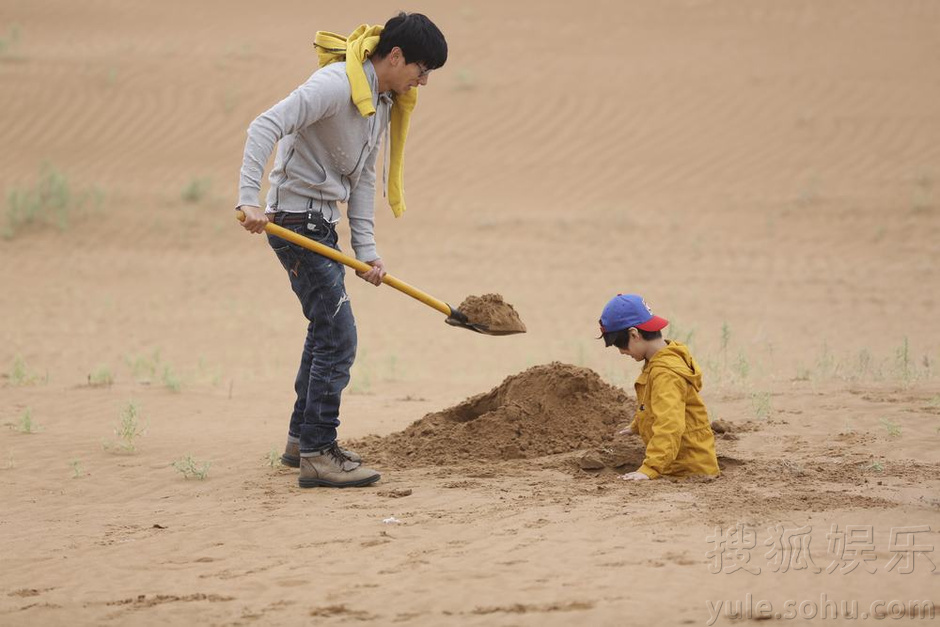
[267,212,357,453]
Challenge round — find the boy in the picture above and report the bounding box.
[599,294,720,481]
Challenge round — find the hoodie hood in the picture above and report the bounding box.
[646,341,703,391]
[314,25,417,218]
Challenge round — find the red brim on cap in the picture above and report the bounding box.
[637,315,668,332]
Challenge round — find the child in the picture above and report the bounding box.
[599,294,720,481]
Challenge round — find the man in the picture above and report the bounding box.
[236,13,447,488]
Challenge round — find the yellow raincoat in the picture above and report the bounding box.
[628,341,720,479]
[314,26,417,218]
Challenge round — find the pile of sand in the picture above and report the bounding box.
[457,293,527,334]
[355,362,635,466]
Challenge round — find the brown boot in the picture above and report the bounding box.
[298,443,380,488]
[282,440,362,468]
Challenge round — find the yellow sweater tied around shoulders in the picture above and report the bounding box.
[314,25,416,218]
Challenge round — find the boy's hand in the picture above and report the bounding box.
[620,471,650,481]
[357,258,387,286]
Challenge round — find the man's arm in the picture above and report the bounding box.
[347,142,380,263]
[237,69,347,230]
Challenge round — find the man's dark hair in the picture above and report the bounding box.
[604,328,662,349]
[373,12,447,70]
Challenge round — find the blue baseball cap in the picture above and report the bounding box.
[599,294,669,345]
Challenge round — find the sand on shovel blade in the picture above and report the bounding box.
[456,293,527,334]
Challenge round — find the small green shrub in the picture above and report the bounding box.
[895,337,912,382]
[70,460,85,478]
[863,460,885,473]
[127,349,161,382]
[720,322,731,352]
[87,365,114,387]
[0,24,22,57]
[104,401,146,453]
[732,352,750,381]
[750,391,772,420]
[880,418,901,437]
[454,68,476,90]
[266,447,279,468]
[11,407,40,433]
[181,177,212,203]
[9,355,44,386]
[3,163,103,239]
[162,365,182,392]
[173,455,211,480]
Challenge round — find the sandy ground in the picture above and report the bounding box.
[2,0,939,625]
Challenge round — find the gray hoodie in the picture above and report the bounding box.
[238,60,391,262]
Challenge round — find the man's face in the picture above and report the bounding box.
[388,48,432,94]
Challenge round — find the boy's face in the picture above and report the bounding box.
[616,329,647,362]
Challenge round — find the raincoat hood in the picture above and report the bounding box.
[646,341,703,392]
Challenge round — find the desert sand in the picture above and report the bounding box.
[1,0,939,625]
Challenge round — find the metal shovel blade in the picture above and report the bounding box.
[444,309,525,336]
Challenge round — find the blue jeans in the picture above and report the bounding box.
[267,212,357,453]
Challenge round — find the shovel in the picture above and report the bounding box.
[236,210,518,336]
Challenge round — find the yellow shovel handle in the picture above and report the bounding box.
[236,210,453,317]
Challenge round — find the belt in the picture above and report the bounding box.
[273,211,329,227]
[273,212,308,226]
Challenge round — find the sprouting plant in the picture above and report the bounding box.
[9,355,43,386]
[70,460,85,478]
[895,337,912,382]
[816,342,837,379]
[104,401,146,453]
[87,365,114,387]
[839,421,854,435]
[126,349,172,384]
[11,407,40,433]
[181,177,211,203]
[668,322,696,348]
[0,24,22,58]
[750,391,772,420]
[732,352,750,381]
[3,163,102,238]
[173,455,211,480]
[454,68,476,91]
[266,447,279,468]
[927,394,940,408]
[880,418,901,437]
[720,322,731,353]
[864,461,885,473]
[794,365,812,382]
[162,365,182,392]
